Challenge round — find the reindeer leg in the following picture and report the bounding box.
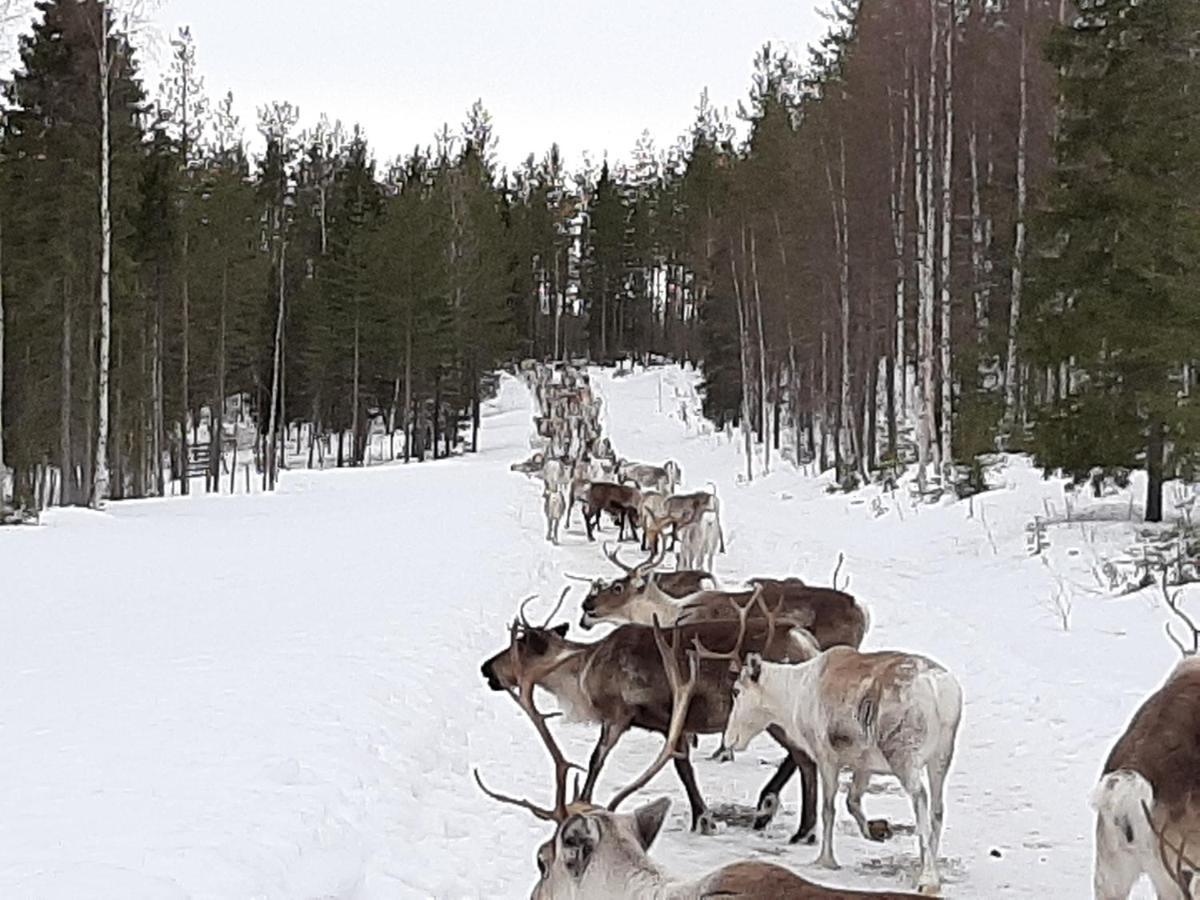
[753,753,795,830]
[580,720,628,802]
[672,736,715,835]
[847,768,891,841]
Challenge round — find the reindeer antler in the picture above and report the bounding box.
[1161,569,1200,657]
[690,586,764,669]
[1143,801,1200,895]
[634,543,666,578]
[604,542,634,573]
[607,616,698,811]
[474,621,584,822]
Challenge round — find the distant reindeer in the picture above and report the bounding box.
[722,648,962,895]
[1092,580,1200,900]
[544,487,566,544]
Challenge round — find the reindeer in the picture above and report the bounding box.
[544,487,566,544]
[476,616,922,899]
[638,489,723,554]
[479,590,823,839]
[579,548,869,653]
[721,647,963,895]
[570,544,714,631]
[580,482,642,543]
[528,798,927,899]
[616,459,673,495]
[678,509,721,573]
[1092,579,1200,900]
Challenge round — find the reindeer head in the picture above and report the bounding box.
[723,653,771,753]
[480,591,573,691]
[480,623,571,691]
[529,798,670,899]
[579,545,663,629]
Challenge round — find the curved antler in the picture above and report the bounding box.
[1161,574,1200,657]
[604,542,634,573]
[690,586,763,669]
[607,616,698,811]
[634,543,666,578]
[541,586,571,628]
[474,621,584,822]
[1143,800,1200,895]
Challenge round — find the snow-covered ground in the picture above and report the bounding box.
[2,365,1193,898]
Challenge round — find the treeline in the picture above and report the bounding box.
[1,0,1198,521]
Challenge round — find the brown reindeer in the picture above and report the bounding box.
[580,482,642,542]
[1093,580,1200,899]
[477,616,921,899]
[479,590,823,840]
[580,548,869,653]
[568,543,713,629]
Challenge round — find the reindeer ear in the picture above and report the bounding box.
[551,623,569,637]
[745,653,763,683]
[633,797,671,850]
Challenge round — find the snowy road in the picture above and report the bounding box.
[0,367,1181,898]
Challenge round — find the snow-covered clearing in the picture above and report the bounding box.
[1,365,1191,898]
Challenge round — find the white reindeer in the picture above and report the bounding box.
[723,649,962,895]
[544,487,566,544]
[678,509,721,572]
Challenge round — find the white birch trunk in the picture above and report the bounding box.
[890,74,910,422]
[749,228,769,473]
[91,6,111,508]
[969,126,989,335]
[823,136,853,470]
[939,9,954,469]
[914,66,935,492]
[730,237,753,483]
[1004,7,1030,430]
[265,241,286,490]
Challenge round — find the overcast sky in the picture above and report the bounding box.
[134,0,826,171]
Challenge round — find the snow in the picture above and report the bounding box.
[1,364,1193,898]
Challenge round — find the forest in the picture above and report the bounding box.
[0,0,1197,521]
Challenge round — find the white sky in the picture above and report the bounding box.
[133,0,827,172]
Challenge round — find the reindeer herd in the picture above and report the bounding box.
[483,361,1200,899]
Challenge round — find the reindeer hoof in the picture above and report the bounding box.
[697,810,718,836]
[789,829,816,846]
[867,819,893,842]
[753,793,779,830]
[816,856,840,870]
[711,747,734,763]
[917,882,941,896]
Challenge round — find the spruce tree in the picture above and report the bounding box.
[1027,0,1200,520]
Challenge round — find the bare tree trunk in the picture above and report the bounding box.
[889,70,911,428]
[729,234,753,483]
[914,55,936,492]
[61,278,73,506]
[969,126,989,335]
[939,10,954,470]
[404,307,413,463]
[91,6,111,508]
[749,228,770,473]
[211,259,227,493]
[265,241,286,490]
[0,213,8,505]
[351,305,360,465]
[823,135,853,471]
[1003,7,1030,432]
